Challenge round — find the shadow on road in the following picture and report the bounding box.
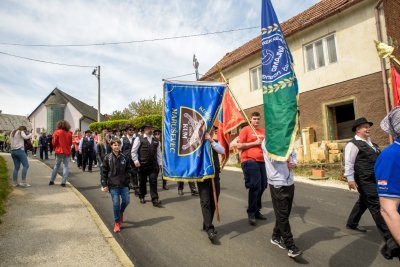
[122,216,175,229]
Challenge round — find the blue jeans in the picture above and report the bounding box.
[50,154,70,184]
[110,187,130,223]
[11,149,29,184]
[241,160,267,217]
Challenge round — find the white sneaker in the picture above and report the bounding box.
[19,183,31,187]
[94,164,98,168]
[12,183,19,187]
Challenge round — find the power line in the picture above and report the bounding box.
[0,51,96,68]
[0,26,259,48]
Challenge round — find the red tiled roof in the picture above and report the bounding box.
[201,0,365,80]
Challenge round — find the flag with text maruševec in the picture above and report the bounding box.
[218,90,245,166]
[261,0,299,161]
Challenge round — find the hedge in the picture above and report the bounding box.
[89,114,162,132]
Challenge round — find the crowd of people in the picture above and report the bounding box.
[6,106,400,260]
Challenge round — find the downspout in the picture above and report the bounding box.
[374,0,392,143]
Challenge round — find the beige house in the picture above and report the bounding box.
[202,0,399,148]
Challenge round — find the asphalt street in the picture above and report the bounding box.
[42,155,398,267]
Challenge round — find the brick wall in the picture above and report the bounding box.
[383,0,400,60]
[298,72,389,146]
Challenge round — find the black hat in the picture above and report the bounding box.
[85,129,92,134]
[154,129,161,134]
[352,117,373,132]
[142,123,154,129]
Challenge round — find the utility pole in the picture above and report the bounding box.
[92,66,101,122]
[193,54,199,81]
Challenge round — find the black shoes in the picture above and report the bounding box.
[178,189,184,196]
[287,245,302,258]
[139,198,146,204]
[191,190,199,196]
[255,213,267,220]
[207,229,217,243]
[163,185,169,190]
[61,184,66,187]
[346,225,367,233]
[248,216,256,226]
[152,199,162,207]
[49,181,54,186]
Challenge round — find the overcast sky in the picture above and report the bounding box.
[0,0,319,116]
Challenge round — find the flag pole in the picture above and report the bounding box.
[211,178,220,223]
[219,70,260,138]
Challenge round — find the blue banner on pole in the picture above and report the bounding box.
[163,81,226,181]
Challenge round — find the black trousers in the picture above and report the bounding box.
[39,146,48,160]
[347,180,392,241]
[76,153,82,167]
[82,151,94,171]
[197,177,220,231]
[178,181,197,191]
[130,168,139,189]
[138,165,159,201]
[270,184,295,248]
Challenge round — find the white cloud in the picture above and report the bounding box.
[0,0,319,116]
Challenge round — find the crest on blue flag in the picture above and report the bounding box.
[163,81,226,181]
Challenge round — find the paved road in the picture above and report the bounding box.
[41,155,397,267]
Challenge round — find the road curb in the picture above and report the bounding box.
[36,158,134,267]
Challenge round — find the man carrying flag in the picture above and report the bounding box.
[262,0,301,258]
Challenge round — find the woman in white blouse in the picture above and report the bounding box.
[10,126,32,187]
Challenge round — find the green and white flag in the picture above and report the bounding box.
[262,0,299,161]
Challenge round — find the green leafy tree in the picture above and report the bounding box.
[128,95,162,117]
[110,108,132,120]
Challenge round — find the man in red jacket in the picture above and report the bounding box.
[49,120,73,187]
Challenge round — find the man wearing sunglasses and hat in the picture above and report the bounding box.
[131,123,162,207]
[344,117,393,257]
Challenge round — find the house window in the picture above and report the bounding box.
[304,34,338,72]
[326,101,355,140]
[250,65,262,91]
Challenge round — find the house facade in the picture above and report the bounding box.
[28,88,105,134]
[202,0,399,147]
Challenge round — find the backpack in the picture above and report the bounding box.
[24,138,33,151]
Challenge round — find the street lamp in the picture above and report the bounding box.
[193,54,199,81]
[92,66,101,122]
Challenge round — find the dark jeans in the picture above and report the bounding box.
[82,151,94,171]
[241,160,267,217]
[110,187,130,223]
[178,181,197,192]
[0,141,4,151]
[197,177,220,231]
[39,146,48,160]
[270,184,295,248]
[138,165,159,201]
[93,151,97,165]
[347,180,392,241]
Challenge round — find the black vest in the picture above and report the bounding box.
[351,138,380,183]
[82,137,95,153]
[138,136,159,167]
[121,136,134,157]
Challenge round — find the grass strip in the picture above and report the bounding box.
[0,156,11,222]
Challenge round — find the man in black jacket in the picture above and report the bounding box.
[101,138,131,233]
[79,130,96,172]
[121,125,139,195]
[344,117,395,259]
[131,123,162,207]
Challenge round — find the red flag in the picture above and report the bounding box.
[392,66,400,107]
[218,90,245,166]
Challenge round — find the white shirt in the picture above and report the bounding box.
[131,133,162,166]
[261,140,297,187]
[344,135,376,182]
[10,130,32,150]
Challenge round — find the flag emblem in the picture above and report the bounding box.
[179,107,206,156]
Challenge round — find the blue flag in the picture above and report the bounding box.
[262,0,299,161]
[163,81,226,181]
